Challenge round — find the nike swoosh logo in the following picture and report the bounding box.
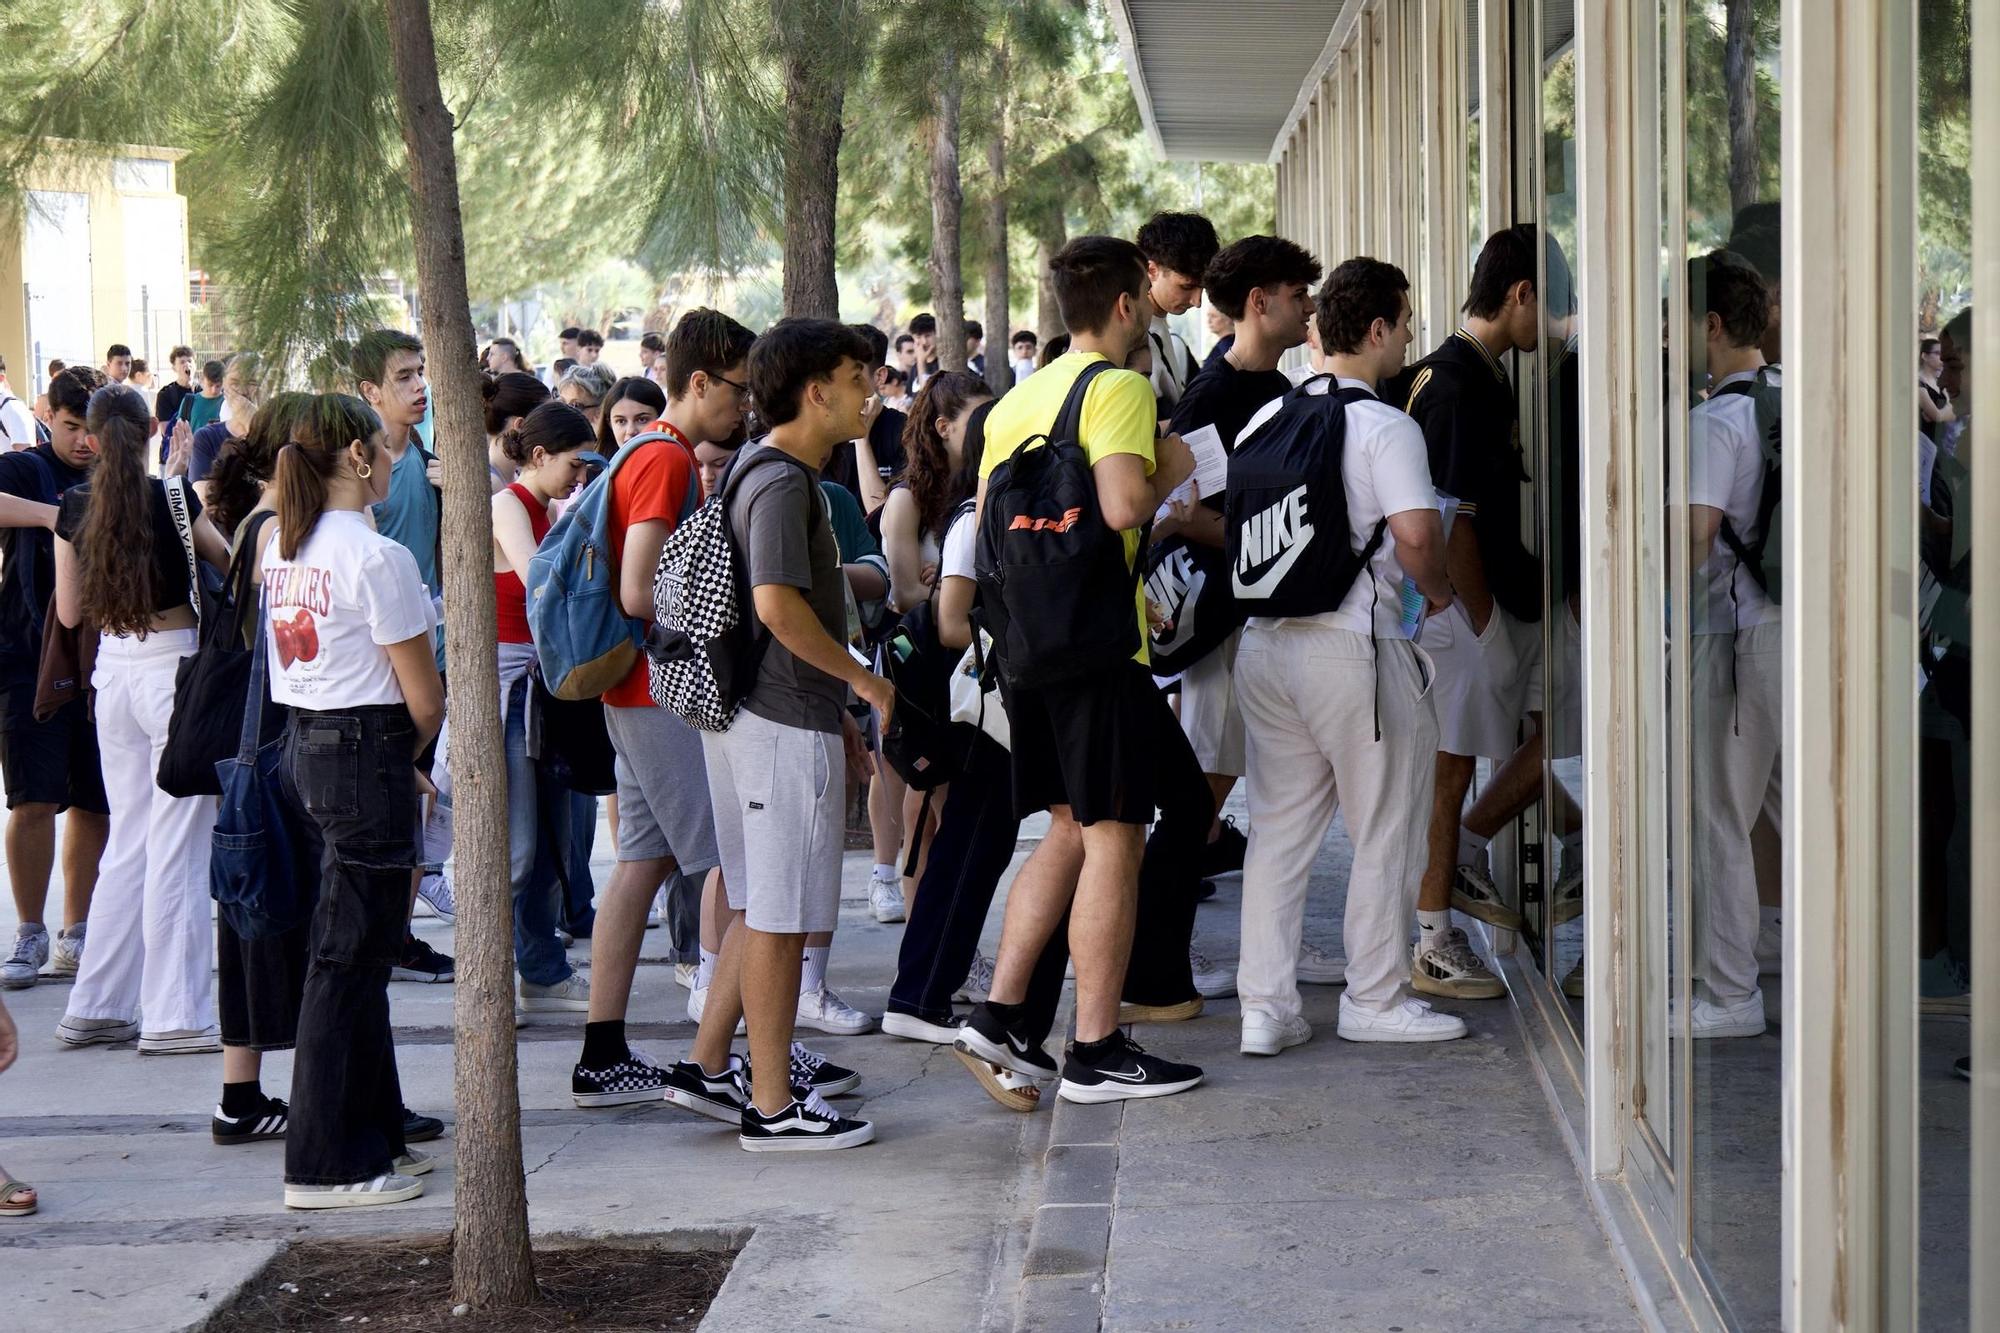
[1233,539,1309,598]
[1092,1068,1152,1083]
[1005,1032,1035,1054]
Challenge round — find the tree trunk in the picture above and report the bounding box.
[382,0,536,1311]
[1033,213,1065,346]
[1724,0,1759,214]
[982,44,1012,398]
[928,51,966,374]
[777,2,846,320]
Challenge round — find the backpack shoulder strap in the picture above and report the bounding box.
[1050,359,1115,446]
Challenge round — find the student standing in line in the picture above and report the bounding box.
[267,394,443,1209]
[352,329,456,985]
[1398,226,1549,1002]
[1234,258,1466,1052]
[1009,331,1039,385]
[572,309,748,1105]
[0,369,108,992]
[954,237,1205,1107]
[179,359,227,436]
[102,345,132,386]
[1685,251,1783,1040]
[1135,211,1219,419]
[639,331,668,385]
[491,402,596,1015]
[598,375,668,455]
[188,353,268,505]
[1141,235,1324,1007]
[700,318,888,1150]
[153,347,197,464]
[53,385,230,1053]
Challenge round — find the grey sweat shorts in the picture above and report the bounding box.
[701,708,845,934]
[603,702,721,873]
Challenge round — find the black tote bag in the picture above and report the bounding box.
[158,511,275,799]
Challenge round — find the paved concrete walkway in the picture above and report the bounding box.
[0,799,1639,1331]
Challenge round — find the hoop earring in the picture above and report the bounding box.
[356,462,374,480]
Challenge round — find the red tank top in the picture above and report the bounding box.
[495,483,551,644]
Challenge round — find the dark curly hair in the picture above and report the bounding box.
[1135,211,1220,281]
[208,391,314,540]
[1315,258,1411,356]
[1202,236,1324,321]
[899,371,991,540]
[75,386,161,637]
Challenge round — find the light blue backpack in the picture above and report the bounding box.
[528,431,699,700]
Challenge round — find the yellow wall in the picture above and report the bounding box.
[0,143,190,393]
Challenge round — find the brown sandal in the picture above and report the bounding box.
[0,1172,38,1217]
[954,1049,1043,1113]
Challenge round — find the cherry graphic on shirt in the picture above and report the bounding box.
[288,609,320,663]
[273,618,300,670]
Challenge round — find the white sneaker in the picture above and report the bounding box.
[1296,942,1347,986]
[285,1171,425,1210]
[1240,1009,1311,1057]
[870,873,905,923]
[393,1149,434,1176]
[1689,992,1766,1039]
[797,983,873,1035]
[882,1010,964,1045]
[1337,994,1468,1043]
[953,952,995,1003]
[1190,945,1237,999]
[414,871,455,924]
[520,971,591,1013]
[688,981,746,1036]
[138,1025,223,1055]
[1,923,49,989]
[49,923,84,978]
[674,961,698,991]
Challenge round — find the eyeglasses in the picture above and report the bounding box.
[711,372,751,397]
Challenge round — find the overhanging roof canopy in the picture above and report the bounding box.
[1106,0,1348,163]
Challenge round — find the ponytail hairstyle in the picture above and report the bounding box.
[900,370,991,540]
[76,385,160,637]
[502,400,595,469]
[277,394,382,560]
[209,391,313,539]
[594,374,666,454]
[481,370,548,438]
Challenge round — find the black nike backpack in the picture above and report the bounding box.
[1224,377,1385,618]
[976,361,1146,689]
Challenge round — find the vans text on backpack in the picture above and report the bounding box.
[975,360,1149,690]
[1225,377,1386,617]
[528,430,701,700]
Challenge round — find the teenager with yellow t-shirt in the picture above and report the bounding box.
[953,236,1215,1108]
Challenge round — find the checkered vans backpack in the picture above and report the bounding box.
[648,447,811,732]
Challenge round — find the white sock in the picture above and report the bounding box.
[872,862,896,882]
[1417,910,1453,952]
[1457,827,1490,868]
[696,947,717,990]
[800,945,830,994]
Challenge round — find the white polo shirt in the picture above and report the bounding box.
[1237,376,1440,638]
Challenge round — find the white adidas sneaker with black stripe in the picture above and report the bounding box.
[738,1088,875,1152]
[284,1171,425,1210]
[212,1096,290,1145]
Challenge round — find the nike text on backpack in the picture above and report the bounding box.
[975,360,1147,690]
[647,447,815,732]
[528,431,699,700]
[1225,377,1386,617]
[1711,368,1783,605]
[1144,534,1237,675]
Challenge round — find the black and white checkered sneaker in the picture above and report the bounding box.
[572,1051,670,1107]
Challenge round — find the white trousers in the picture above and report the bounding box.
[67,628,218,1033]
[1236,622,1438,1017]
[1691,622,1782,1006]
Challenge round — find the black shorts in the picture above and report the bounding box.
[0,686,109,814]
[999,659,1171,826]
